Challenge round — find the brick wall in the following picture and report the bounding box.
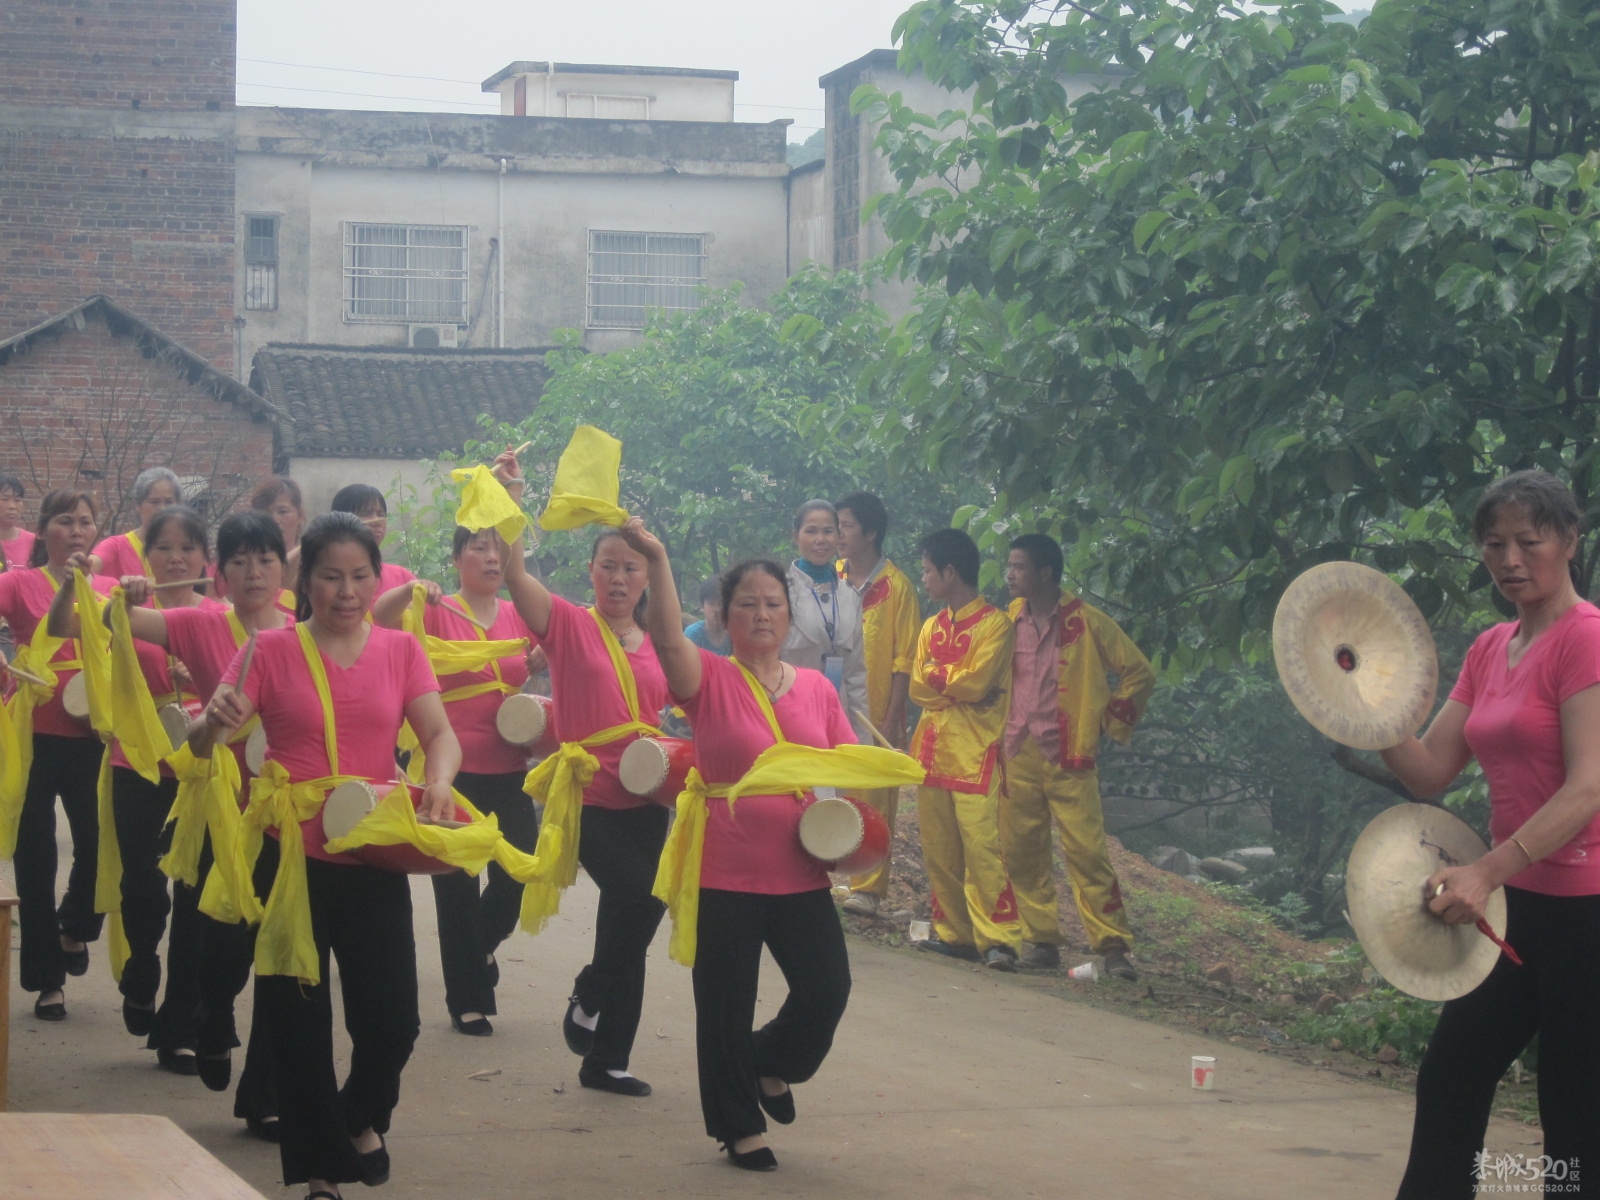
[0,0,235,111]
[0,310,276,536]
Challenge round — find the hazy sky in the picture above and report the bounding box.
[236,0,920,139]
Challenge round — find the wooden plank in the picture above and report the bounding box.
[0,1113,267,1198]
[0,877,15,1113]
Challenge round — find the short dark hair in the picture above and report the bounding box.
[453,525,508,559]
[920,528,980,588]
[792,498,838,535]
[294,512,381,622]
[30,489,98,568]
[215,511,287,566]
[0,473,25,499]
[698,576,722,606]
[143,505,211,563]
[1009,533,1063,582]
[720,558,792,624]
[330,484,387,518]
[249,475,302,514]
[1473,469,1584,545]
[590,529,634,561]
[835,491,888,554]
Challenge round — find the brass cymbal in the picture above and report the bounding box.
[1273,561,1438,750]
[1345,804,1508,1002]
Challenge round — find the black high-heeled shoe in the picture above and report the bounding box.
[197,1050,232,1092]
[356,1134,389,1186]
[61,942,89,977]
[451,1013,493,1037]
[757,1082,795,1125]
[34,995,67,1022]
[721,1142,778,1172]
[122,999,156,1037]
[562,995,594,1056]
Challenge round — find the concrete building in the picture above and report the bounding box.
[233,63,793,368]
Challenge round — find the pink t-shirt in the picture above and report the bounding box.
[0,567,116,737]
[108,595,223,777]
[679,651,857,895]
[423,597,533,776]
[1,528,36,569]
[164,605,293,779]
[94,531,149,580]
[543,593,670,811]
[1450,601,1600,896]
[225,624,438,864]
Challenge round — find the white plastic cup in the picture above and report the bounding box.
[908,919,931,943]
[1067,961,1100,981]
[1192,1056,1216,1090]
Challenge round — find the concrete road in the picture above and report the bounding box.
[4,842,1537,1197]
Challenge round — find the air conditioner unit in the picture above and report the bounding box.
[408,324,459,348]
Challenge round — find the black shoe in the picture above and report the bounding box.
[62,944,89,977]
[243,1115,280,1143]
[157,1047,199,1076]
[451,1013,494,1037]
[722,1143,778,1172]
[1103,950,1139,981]
[197,1051,232,1092]
[984,946,1019,973]
[34,995,67,1022]
[122,999,157,1037]
[563,996,595,1056]
[578,1064,652,1097]
[916,936,980,962]
[356,1135,389,1186]
[758,1083,795,1125]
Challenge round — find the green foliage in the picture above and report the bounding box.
[865,0,1600,670]
[1289,986,1442,1066]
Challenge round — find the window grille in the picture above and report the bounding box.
[244,215,278,311]
[343,222,469,323]
[586,231,706,329]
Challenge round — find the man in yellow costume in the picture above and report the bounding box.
[910,528,1022,970]
[835,492,921,919]
[1002,533,1155,979]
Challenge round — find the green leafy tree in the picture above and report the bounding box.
[862,0,1600,673]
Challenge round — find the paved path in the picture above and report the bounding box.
[4,839,1538,1196]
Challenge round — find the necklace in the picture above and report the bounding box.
[746,661,786,698]
[607,622,639,642]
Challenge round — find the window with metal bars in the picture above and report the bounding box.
[586,230,706,329]
[244,215,278,311]
[343,222,469,323]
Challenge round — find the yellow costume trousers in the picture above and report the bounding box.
[846,785,899,898]
[916,781,1021,954]
[1000,736,1133,954]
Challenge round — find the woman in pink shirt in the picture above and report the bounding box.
[499,457,673,1098]
[87,466,182,579]
[0,472,33,667]
[1380,470,1600,1197]
[0,490,113,1020]
[371,523,540,1037]
[117,510,290,1138]
[622,518,854,1173]
[48,505,218,1073]
[197,512,459,1200]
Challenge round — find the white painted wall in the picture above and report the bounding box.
[288,455,436,528]
[488,66,737,122]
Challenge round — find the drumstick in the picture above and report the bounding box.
[5,661,50,687]
[444,599,493,631]
[151,576,212,591]
[852,708,896,750]
[512,440,533,456]
[234,633,258,695]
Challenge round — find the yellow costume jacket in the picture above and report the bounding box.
[844,557,921,727]
[1007,591,1155,770]
[909,598,1014,793]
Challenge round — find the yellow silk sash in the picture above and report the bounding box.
[518,608,660,932]
[452,464,529,544]
[652,661,927,967]
[91,747,131,981]
[538,425,630,530]
[0,568,78,858]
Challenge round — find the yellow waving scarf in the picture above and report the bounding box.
[538,425,630,531]
[653,661,927,967]
[0,568,78,859]
[519,608,660,931]
[451,464,529,545]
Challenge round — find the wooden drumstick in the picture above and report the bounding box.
[151,576,212,591]
[443,599,493,631]
[234,633,258,695]
[852,708,897,751]
[5,661,50,687]
[512,440,533,456]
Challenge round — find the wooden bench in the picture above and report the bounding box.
[0,1112,267,1198]
[0,877,15,1112]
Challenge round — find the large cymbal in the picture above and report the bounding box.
[1345,804,1508,1002]
[1273,561,1438,750]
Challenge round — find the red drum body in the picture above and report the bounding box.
[799,794,890,877]
[618,736,694,806]
[158,699,204,755]
[320,780,471,876]
[496,693,558,756]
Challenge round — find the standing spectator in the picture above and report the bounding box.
[685,577,732,656]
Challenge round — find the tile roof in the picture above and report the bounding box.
[250,344,552,459]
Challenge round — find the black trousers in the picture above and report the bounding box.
[260,856,419,1186]
[573,803,669,1072]
[112,766,203,1051]
[14,733,104,993]
[197,835,280,1123]
[692,887,851,1144]
[1396,886,1600,1199]
[431,770,539,1018]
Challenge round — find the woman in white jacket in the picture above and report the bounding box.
[781,499,869,743]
